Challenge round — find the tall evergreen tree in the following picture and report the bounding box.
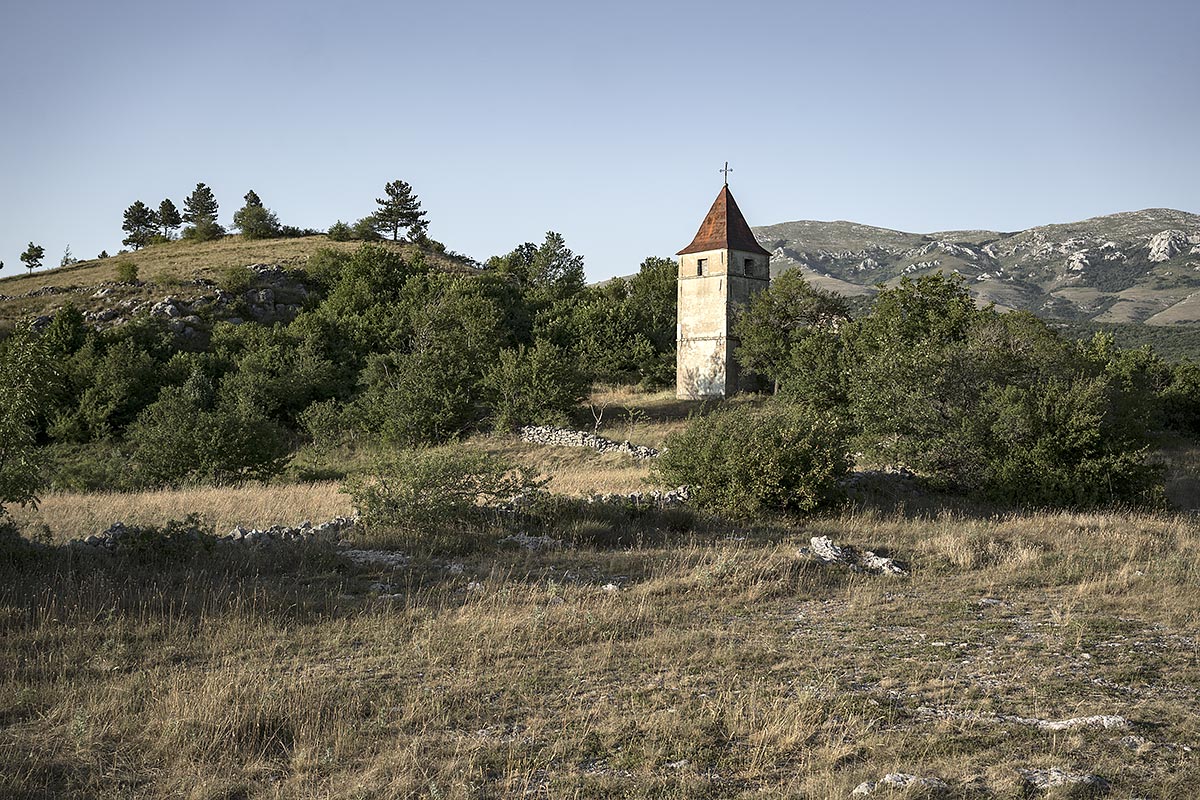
[182,183,219,223]
[233,189,281,240]
[373,179,427,241]
[122,201,160,250]
[20,243,45,274]
[158,199,182,239]
[182,182,224,242]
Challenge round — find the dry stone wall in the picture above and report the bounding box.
[518,425,659,459]
[74,515,358,553]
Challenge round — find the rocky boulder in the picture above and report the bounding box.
[1147,229,1191,262]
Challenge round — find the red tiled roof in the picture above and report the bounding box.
[677,185,771,257]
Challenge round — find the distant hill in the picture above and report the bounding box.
[755,208,1200,325]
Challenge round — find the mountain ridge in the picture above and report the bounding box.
[754,207,1200,324]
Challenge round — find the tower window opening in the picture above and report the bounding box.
[696,258,707,276]
[744,258,755,274]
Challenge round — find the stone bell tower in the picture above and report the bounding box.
[675,175,771,399]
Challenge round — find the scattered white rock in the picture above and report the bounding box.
[917,706,1128,732]
[339,549,409,568]
[805,536,908,576]
[852,773,948,795]
[1012,714,1128,732]
[1017,768,1108,792]
[500,532,565,550]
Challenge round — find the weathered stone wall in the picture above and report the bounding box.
[518,425,658,459]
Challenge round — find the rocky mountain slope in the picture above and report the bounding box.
[755,208,1200,324]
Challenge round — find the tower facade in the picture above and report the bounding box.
[676,184,771,399]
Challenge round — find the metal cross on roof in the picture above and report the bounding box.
[720,161,733,185]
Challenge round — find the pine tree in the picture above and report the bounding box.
[122,201,160,250]
[182,183,219,223]
[97,250,110,259]
[373,179,427,241]
[60,245,77,267]
[158,199,182,239]
[182,182,224,242]
[20,243,45,274]
[232,189,281,240]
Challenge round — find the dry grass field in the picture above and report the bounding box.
[3,385,1199,798]
[8,483,352,543]
[2,507,1198,798]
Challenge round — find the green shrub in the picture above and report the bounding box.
[351,216,382,241]
[126,373,290,487]
[42,441,134,492]
[115,261,139,283]
[327,221,352,242]
[826,276,1165,507]
[344,447,545,532]
[354,349,476,447]
[1162,360,1200,435]
[653,403,850,517]
[0,326,55,515]
[181,218,226,242]
[219,264,254,296]
[298,399,352,448]
[233,204,281,240]
[982,376,1164,507]
[483,339,585,430]
[300,247,351,293]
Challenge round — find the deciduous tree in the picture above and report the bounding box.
[0,324,55,514]
[733,270,850,392]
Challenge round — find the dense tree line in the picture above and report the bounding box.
[0,232,678,506]
[7,197,1196,518]
[713,272,1200,508]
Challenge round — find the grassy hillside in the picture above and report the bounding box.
[0,234,472,329]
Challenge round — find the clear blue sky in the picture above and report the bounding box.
[2,0,1197,280]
